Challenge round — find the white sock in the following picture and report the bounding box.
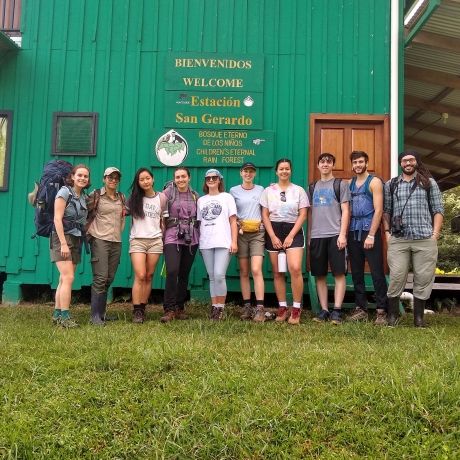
[293,302,301,309]
[279,301,287,307]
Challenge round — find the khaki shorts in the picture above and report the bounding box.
[237,231,265,258]
[129,237,163,254]
[50,232,82,264]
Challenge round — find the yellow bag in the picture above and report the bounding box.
[240,219,261,233]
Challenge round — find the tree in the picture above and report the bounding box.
[438,185,460,272]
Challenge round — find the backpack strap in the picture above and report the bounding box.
[308,181,317,202]
[333,178,342,203]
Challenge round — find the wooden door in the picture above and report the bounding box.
[308,114,390,273]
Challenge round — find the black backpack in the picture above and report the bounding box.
[388,177,433,219]
[31,160,74,238]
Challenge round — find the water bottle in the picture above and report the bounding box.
[278,250,287,272]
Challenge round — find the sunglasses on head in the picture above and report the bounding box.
[280,191,286,202]
[206,175,219,182]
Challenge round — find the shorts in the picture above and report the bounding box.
[265,221,305,252]
[129,237,163,254]
[309,236,347,276]
[50,232,82,264]
[237,231,265,258]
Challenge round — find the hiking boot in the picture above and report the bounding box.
[348,306,368,322]
[330,309,343,325]
[59,317,79,328]
[160,310,176,323]
[374,309,388,326]
[275,307,290,322]
[132,308,145,324]
[287,308,301,325]
[210,306,224,321]
[312,309,330,323]
[52,315,61,325]
[253,306,266,323]
[175,309,189,320]
[240,304,255,320]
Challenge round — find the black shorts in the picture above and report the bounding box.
[309,236,347,276]
[265,221,305,252]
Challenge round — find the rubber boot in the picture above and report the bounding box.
[90,288,105,326]
[387,297,400,327]
[413,297,426,328]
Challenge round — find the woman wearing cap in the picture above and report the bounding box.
[127,168,167,323]
[260,158,309,325]
[229,162,266,322]
[51,164,90,328]
[197,169,238,320]
[160,167,200,323]
[86,167,126,326]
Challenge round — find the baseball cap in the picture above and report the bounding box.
[104,167,121,177]
[240,162,257,171]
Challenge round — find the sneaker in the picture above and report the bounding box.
[253,306,266,323]
[132,309,144,324]
[374,309,388,326]
[348,306,368,322]
[211,306,224,321]
[59,317,79,328]
[240,304,255,320]
[330,309,343,325]
[287,308,301,325]
[52,316,61,325]
[160,310,175,323]
[275,307,290,322]
[312,309,330,322]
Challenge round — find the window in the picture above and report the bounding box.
[52,112,98,156]
[0,111,13,191]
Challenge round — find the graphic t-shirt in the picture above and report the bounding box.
[129,194,163,240]
[259,183,309,223]
[197,192,237,249]
[310,179,350,238]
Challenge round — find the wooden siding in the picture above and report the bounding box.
[0,0,391,296]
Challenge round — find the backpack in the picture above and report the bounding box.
[308,178,342,210]
[85,188,126,232]
[163,180,199,206]
[349,174,375,199]
[31,160,74,238]
[388,177,433,218]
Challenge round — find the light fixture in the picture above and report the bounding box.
[404,0,428,27]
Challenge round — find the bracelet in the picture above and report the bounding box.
[366,235,375,240]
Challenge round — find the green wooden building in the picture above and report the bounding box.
[0,0,405,304]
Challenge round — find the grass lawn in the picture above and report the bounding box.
[0,302,459,459]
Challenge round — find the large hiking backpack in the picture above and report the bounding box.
[31,160,74,238]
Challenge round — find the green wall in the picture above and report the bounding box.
[0,0,391,302]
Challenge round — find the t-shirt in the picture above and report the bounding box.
[163,188,199,246]
[229,184,264,220]
[310,178,350,238]
[197,192,237,249]
[129,194,163,240]
[259,183,309,223]
[55,186,87,237]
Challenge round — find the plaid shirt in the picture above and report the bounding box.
[384,175,444,240]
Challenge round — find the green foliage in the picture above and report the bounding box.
[438,186,460,271]
[0,304,459,459]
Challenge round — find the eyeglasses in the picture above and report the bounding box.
[106,175,120,182]
[319,158,333,164]
[280,191,286,202]
[206,175,219,182]
[401,159,416,164]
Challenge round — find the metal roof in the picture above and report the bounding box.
[404,0,460,191]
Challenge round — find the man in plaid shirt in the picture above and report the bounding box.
[383,151,444,327]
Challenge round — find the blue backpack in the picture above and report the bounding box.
[32,160,74,238]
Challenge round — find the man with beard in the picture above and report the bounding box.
[383,151,444,327]
[347,151,388,325]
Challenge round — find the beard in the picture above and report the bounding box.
[352,165,367,174]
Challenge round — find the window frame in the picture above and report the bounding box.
[0,110,13,192]
[52,112,98,156]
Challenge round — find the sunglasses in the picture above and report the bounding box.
[206,175,219,182]
[319,158,333,164]
[280,191,286,202]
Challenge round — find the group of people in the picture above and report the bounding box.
[49,150,444,329]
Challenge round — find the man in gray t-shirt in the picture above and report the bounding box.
[309,153,350,324]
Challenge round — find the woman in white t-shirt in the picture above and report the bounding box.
[127,168,166,323]
[260,158,309,325]
[197,169,238,320]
